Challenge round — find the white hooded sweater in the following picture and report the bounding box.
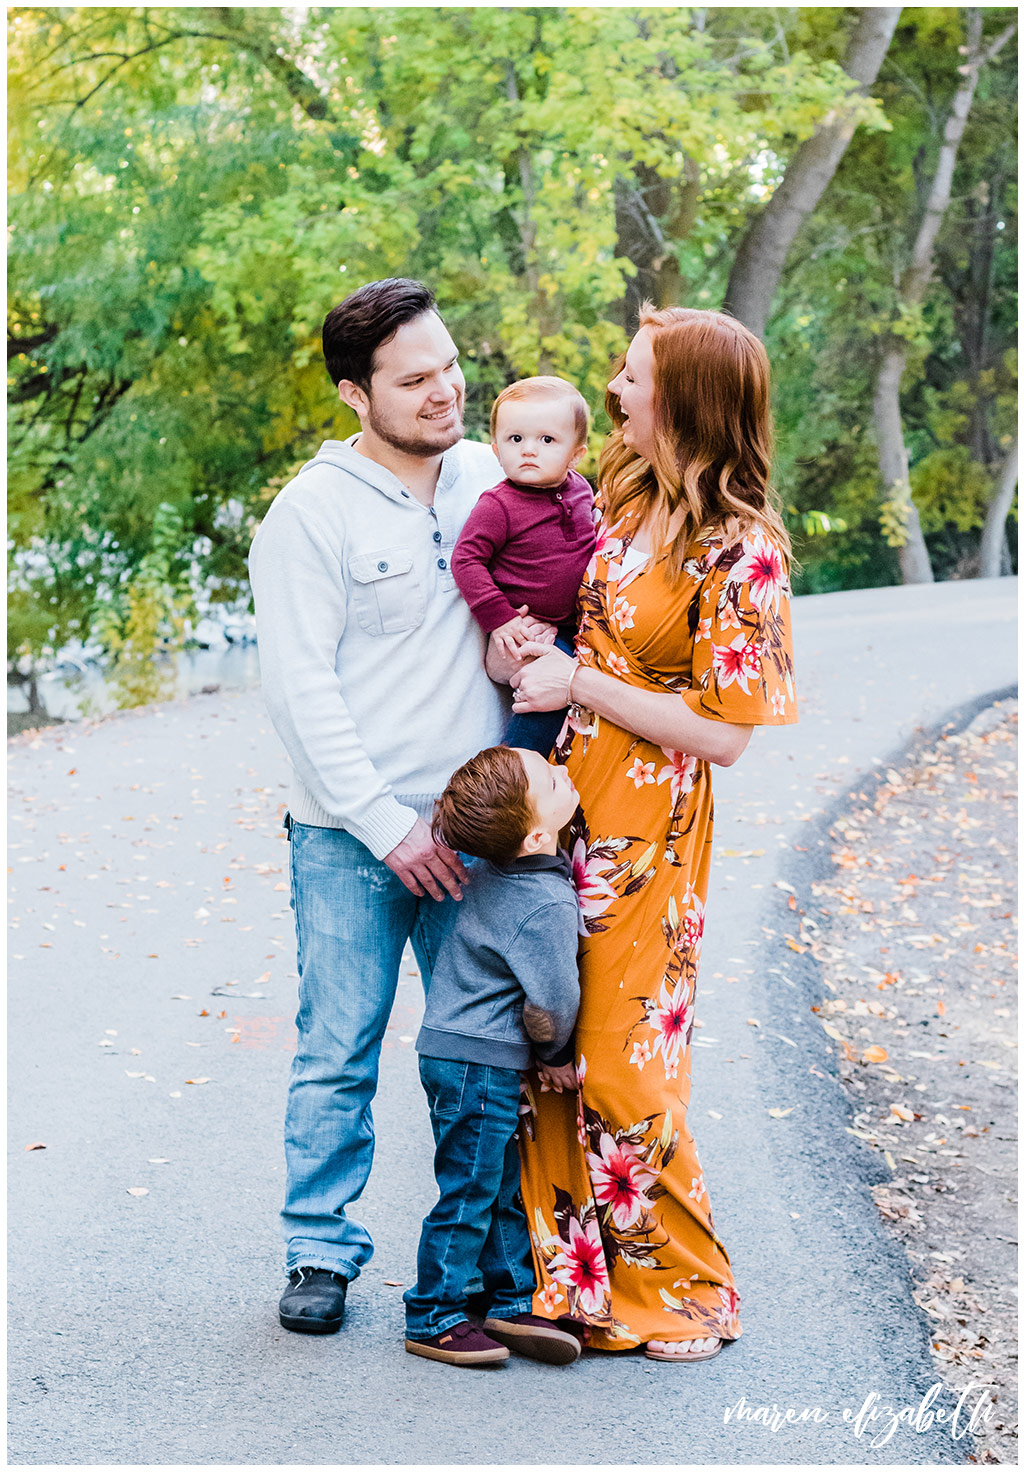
[248,435,509,860]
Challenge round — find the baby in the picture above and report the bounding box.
[403,743,582,1368]
[452,376,597,754]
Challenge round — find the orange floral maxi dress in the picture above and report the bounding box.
[518,510,798,1350]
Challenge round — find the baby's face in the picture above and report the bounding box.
[492,398,586,488]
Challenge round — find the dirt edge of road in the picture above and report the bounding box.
[756,685,1018,1466]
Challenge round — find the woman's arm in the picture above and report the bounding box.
[510,642,752,768]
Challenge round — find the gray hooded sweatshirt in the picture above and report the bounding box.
[417,852,580,1072]
[248,435,509,859]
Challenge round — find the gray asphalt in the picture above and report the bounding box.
[7,577,1017,1465]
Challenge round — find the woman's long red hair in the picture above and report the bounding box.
[599,304,792,575]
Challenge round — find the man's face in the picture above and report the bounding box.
[349,311,466,458]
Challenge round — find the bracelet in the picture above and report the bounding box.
[566,660,580,706]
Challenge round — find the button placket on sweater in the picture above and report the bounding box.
[428,494,457,589]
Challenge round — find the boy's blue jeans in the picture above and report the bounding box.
[282,820,459,1279]
[404,1056,536,1340]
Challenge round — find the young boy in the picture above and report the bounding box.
[403,744,582,1368]
[451,376,597,755]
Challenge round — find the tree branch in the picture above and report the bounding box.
[724,6,903,337]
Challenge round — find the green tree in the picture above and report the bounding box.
[7,5,1019,690]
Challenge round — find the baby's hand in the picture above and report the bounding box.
[492,614,531,659]
[536,1059,578,1093]
[519,612,558,646]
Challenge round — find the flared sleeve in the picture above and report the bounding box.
[683,528,798,727]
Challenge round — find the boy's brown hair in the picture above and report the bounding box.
[432,746,535,866]
[490,376,590,445]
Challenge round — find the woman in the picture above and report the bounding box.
[496,305,797,1362]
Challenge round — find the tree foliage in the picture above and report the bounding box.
[7,6,1018,679]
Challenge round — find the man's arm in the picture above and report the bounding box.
[250,502,468,900]
[248,501,447,871]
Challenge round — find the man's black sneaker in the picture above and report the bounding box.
[279,1267,348,1334]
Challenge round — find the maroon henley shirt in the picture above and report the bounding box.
[451,470,597,635]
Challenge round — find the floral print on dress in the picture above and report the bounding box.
[521,510,797,1352]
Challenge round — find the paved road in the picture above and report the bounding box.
[8,578,1017,1465]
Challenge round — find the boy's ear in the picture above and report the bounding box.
[337,379,369,419]
[570,443,588,469]
[519,826,549,856]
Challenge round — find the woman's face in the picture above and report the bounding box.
[608,326,657,462]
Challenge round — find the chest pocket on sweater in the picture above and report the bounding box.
[348,548,426,636]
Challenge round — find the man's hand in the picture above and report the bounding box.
[536,1059,578,1093]
[383,817,469,902]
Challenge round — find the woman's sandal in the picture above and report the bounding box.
[644,1337,722,1363]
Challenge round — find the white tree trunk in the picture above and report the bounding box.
[871,11,1015,585]
[978,437,1018,578]
[873,344,934,583]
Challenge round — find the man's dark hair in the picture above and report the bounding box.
[322,278,438,390]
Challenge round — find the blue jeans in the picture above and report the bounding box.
[503,631,575,756]
[282,820,460,1279]
[404,1056,536,1340]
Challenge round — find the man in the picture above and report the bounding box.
[249,278,510,1334]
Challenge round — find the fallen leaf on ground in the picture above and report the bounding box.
[768,1107,794,1118]
[383,1280,405,1287]
[24,1142,46,1151]
[185,1077,212,1085]
[863,1045,889,1063]
[126,1187,149,1196]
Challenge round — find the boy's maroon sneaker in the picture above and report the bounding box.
[482,1313,581,1364]
[404,1320,510,1367]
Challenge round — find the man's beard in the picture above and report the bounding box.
[366,397,464,457]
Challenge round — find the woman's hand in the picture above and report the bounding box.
[513,642,753,767]
[509,640,577,713]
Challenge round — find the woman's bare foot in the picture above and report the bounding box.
[645,1336,721,1361]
